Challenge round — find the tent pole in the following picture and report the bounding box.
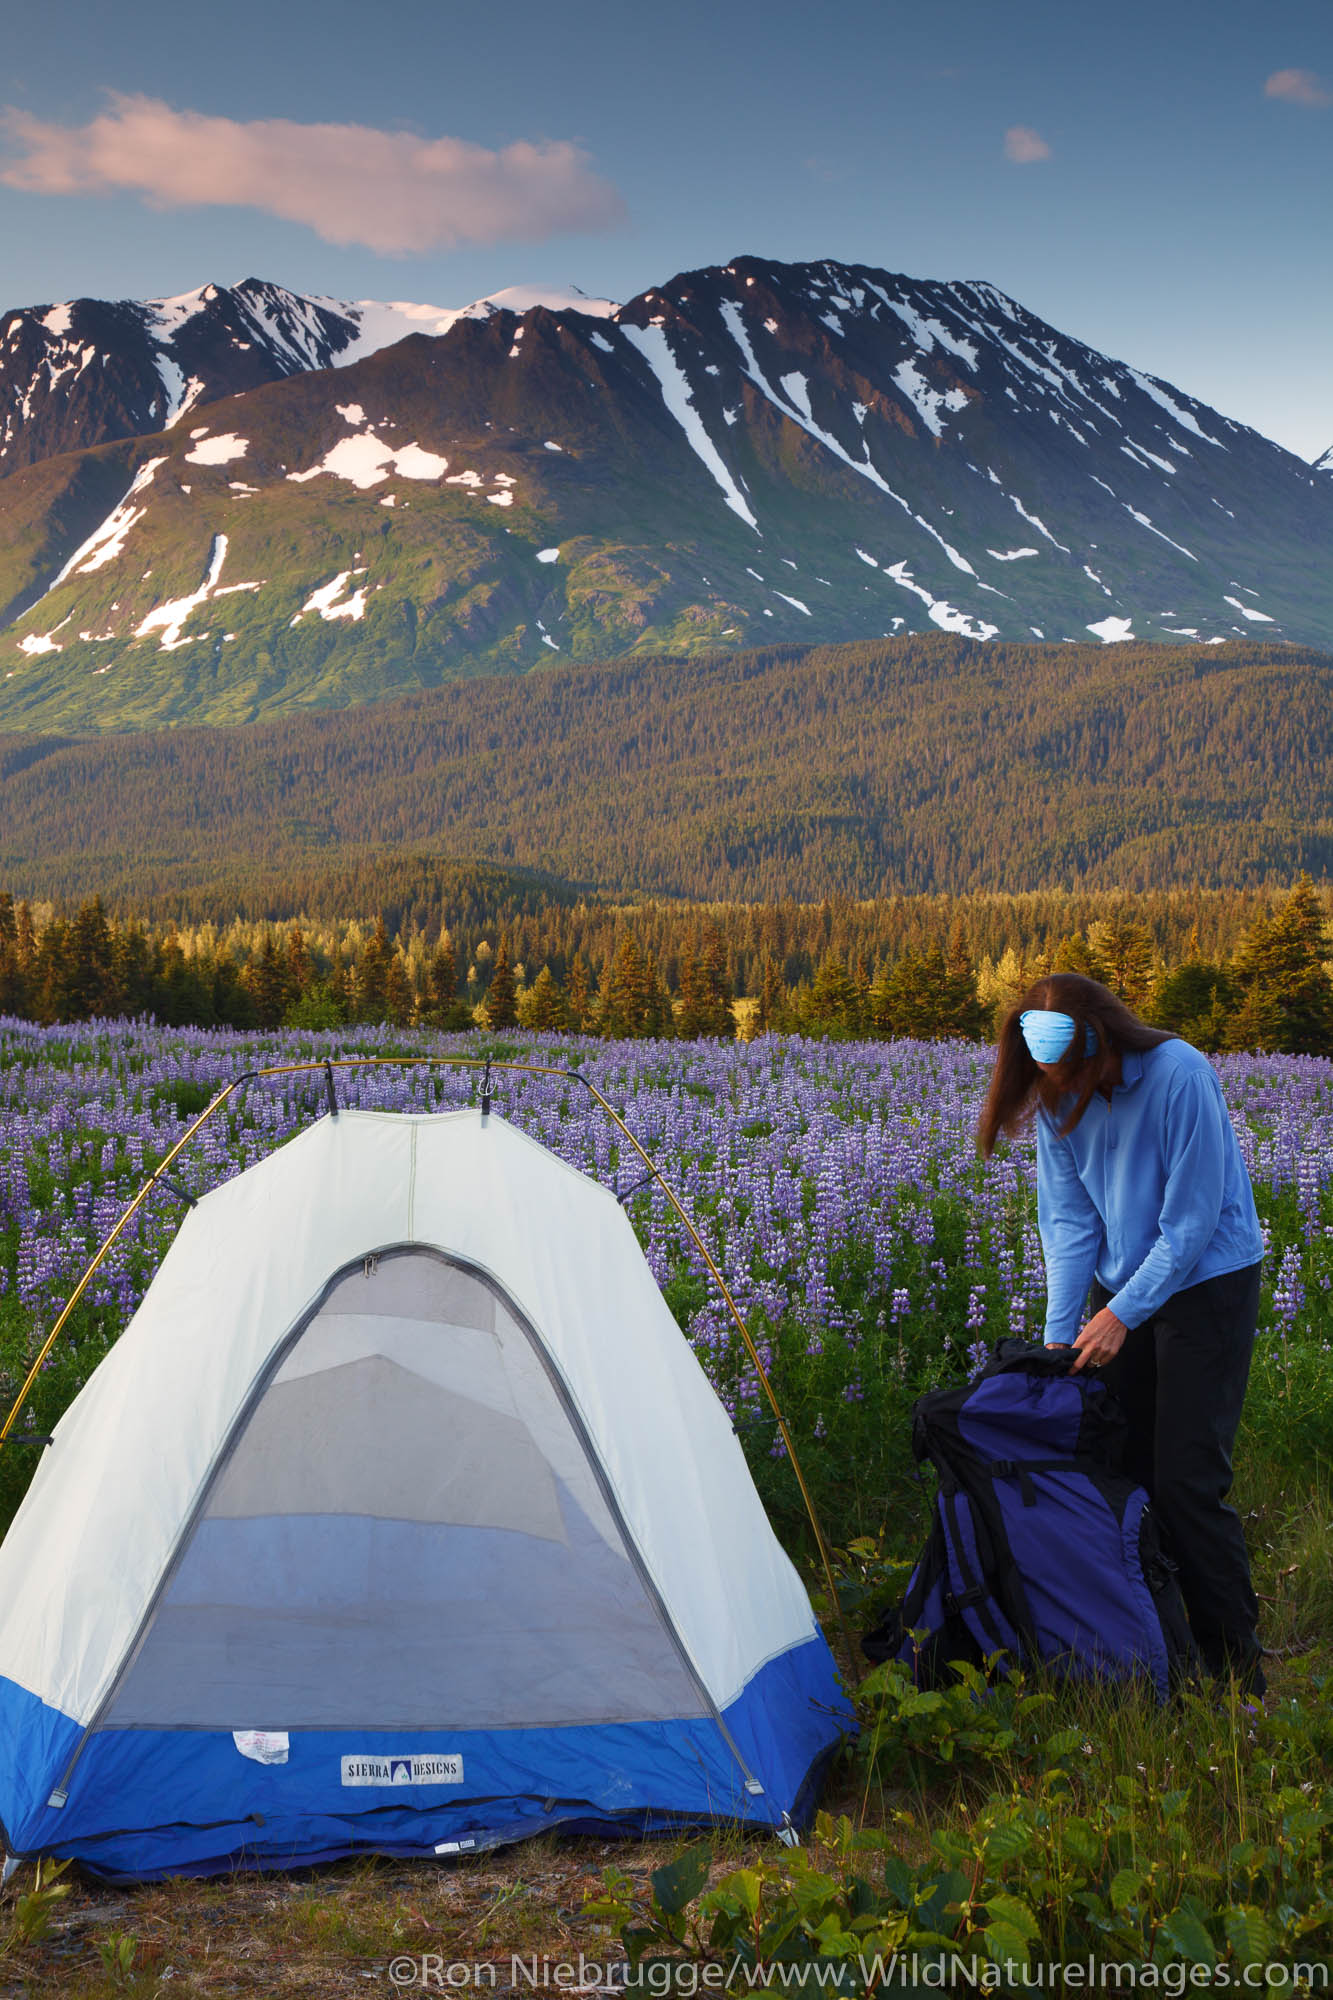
[0,1052,853,1659]
[0,1073,255,1448]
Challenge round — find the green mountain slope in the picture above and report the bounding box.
[3,634,1331,907]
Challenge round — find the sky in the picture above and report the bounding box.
[1,0,1330,459]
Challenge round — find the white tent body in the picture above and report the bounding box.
[0,1109,846,1879]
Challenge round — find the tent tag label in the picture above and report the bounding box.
[340,1753,464,1788]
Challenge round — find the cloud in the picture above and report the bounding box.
[0,94,626,253]
[1003,125,1051,164]
[1264,68,1332,107]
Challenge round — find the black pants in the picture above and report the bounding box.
[1091,1261,1263,1679]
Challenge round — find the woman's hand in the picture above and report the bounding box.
[1071,1306,1128,1372]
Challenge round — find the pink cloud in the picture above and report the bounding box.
[1003,125,1051,164]
[1264,68,1332,107]
[0,94,626,254]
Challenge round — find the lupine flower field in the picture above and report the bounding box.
[2,1018,1330,1552]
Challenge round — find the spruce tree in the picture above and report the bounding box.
[64,897,117,1020]
[1086,916,1157,1011]
[485,938,519,1030]
[384,951,415,1027]
[356,917,393,1022]
[426,940,468,1028]
[802,951,862,1039]
[1232,876,1333,1054]
[565,956,591,1034]
[756,953,783,1033]
[243,933,288,1029]
[523,964,567,1032]
[285,925,313,1004]
[600,934,651,1038]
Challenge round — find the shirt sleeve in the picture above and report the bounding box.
[1035,1115,1104,1344]
[1104,1064,1228,1330]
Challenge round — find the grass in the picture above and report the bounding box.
[0,1831,758,1996]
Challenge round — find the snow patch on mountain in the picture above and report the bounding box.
[43,457,168,593]
[1009,495,1070,552]
[287,432,448,489]
[185,432,248,466]
[1122,367,1224,447]
[1123,506,1197,561]
[884,561,998,640]
[135,533,262,650]
[891,359,969,437]
[1222,595,1275,623]
[294,569,368,624]
[620,321,758,530]
[330,286,618,365]
[155,356,207,427]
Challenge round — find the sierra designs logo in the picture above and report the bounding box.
[340,1753,464,1787]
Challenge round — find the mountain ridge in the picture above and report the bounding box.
[1,254,1329,729]
[0,276,619,478]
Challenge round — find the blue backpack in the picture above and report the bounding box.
[864,1340,1197,1700]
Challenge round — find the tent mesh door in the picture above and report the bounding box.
[102,1250,707,1730]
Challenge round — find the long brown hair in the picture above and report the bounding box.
[977,973,1174,1156]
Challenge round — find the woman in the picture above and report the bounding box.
[978,972,1268,1694]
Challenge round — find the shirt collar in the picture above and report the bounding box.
[1116,1048,1145,1092]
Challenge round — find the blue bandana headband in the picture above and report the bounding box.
[1019,1008,1098,1062]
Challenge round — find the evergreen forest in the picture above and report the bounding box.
[4,876,1333,1057]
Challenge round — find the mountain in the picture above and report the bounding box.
[0,276,615,477]
[2,635,1330,911]
[1,256,1329,731]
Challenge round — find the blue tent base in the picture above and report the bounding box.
[0,1636,853,1883]
[32,1769,840,1886]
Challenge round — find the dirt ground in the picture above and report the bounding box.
[0,1827,774,1998]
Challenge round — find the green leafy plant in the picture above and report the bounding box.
[96,1929,138,1986]
[2,1856,72,1952]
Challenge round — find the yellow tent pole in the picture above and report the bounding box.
[0,1073,252,1447]
[0,1053,849,1649]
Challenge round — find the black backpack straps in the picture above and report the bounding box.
[938,1486,1025,1664]
[984,1454,1115,1505]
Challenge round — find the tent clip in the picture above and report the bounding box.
[480,1057,493,1122]
[158,1175,197,1208]
[615,1166,656,1207]
[0,1431,53,1449]
[324,1062,339,1119]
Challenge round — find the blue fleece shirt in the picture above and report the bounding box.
[1036,1038,1264,1344]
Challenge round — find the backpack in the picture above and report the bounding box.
[863,1339,1197,1700]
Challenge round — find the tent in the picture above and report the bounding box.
[0,1107,848,1880]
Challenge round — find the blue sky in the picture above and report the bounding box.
[2,0,1330,458]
